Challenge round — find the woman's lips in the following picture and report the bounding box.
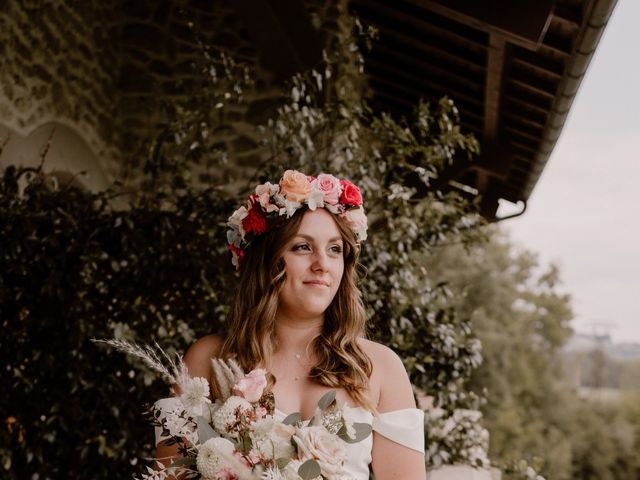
[303,281,329,287]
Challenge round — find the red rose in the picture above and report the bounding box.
[242,207,268,234]
[339,180,363,206]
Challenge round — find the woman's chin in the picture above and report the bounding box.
[296,301,331,319]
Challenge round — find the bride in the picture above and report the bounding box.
[156,170,426,479]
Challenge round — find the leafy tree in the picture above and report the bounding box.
[423,227,573,477]
[423,226,640,479]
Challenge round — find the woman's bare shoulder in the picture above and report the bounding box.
[357,337,403,366]
[183,334,224,377]
[357,337,416,411]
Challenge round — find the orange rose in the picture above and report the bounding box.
[279,170,312,203]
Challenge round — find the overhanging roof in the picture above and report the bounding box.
[349,0,618,220]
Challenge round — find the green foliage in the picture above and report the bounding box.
[0,164,235,477]
[1,12,486,479]
[424,227,640,479]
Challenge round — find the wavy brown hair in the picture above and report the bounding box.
[219,207,374,411]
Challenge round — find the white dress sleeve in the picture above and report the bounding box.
[153,396,183,446]
[372,408,425,453]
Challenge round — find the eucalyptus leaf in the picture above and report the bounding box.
[170,457,197,467]
[283,412,302,425]
[317,390,336,410]
[276,457,291,469]
[242,433,253,452]
[196,416,219,443]
[298,459,321,480]
[338,422,372,444]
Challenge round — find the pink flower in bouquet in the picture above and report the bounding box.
[293,426,347,477]
[232,368,267,403]
[315,173,342,205]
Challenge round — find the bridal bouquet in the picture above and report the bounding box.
[96,340,371,480]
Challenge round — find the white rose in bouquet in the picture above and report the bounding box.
[293,426,347,477]
[252,417,296,460]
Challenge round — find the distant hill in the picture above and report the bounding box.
[562,333,640,393]
[564,333,640,361]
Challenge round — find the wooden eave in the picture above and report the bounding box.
[349,0,618,220]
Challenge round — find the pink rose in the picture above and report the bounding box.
[339,179,363,206]
[293,426,347,477]
[279,170,313,203]
[232,368,267,403]
[315,173,342,205]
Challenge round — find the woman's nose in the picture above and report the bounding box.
[311,250,329,271]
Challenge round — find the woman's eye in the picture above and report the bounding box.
[330,245,343,254]
[293,243,311,251]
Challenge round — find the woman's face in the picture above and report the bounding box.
[278,209,345,322]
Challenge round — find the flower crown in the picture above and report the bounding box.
[227,170,368,269]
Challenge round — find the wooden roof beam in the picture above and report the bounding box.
[355,2,488,54]
[483,33,506,142]
[369,76,485,124]
[232,0,324,78]
[367,52,485,100]
[373,27,486,75]
[410,0,555,50]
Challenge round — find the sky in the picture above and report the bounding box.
[500,0,640,344]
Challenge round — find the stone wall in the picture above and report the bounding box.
[0,0,347,190]
[0,0,122,180]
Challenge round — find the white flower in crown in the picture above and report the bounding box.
[306,187,325,211]
[343,207,368,241]
[228,205,249,239]
[179,377,211,417]
[275,193,302,218]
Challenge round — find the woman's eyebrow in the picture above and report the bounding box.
[295,233,343,243]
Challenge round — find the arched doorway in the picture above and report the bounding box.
[0,122,110,192]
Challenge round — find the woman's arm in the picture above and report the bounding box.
[369,344,427,480]
[155,334,223,473]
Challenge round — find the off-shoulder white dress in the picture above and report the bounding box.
[155,398,425,480]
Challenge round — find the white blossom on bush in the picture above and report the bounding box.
[425,408,490,469]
